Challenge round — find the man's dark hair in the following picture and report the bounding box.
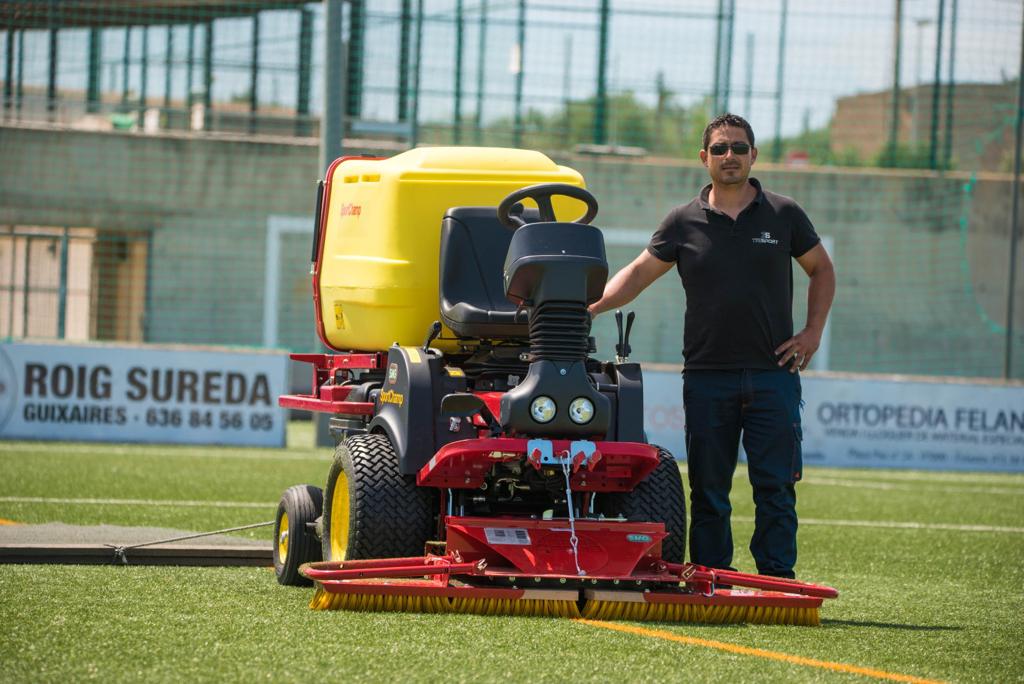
[702,113,755,150]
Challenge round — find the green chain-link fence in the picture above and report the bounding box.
[1,0,1022,378]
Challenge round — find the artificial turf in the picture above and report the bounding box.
[1,427,1022,683]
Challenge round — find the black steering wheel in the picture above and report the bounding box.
[496,183,599,230]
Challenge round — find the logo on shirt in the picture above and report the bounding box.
[752,231,779,245]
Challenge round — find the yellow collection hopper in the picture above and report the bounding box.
[313,146,587,353]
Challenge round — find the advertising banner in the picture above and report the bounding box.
[643,368,1024,473]
[0,342,288,447]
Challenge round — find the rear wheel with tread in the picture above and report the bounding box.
[598,446,687,563]
[321,433,436,561]
[273,484,323,586]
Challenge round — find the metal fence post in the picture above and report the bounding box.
[186,23,195,112]
[3,30,12,115]
[453,0,464,144]
[57,228,69,340]
[249,13,259,134]
[47,10,58,120]
[594,0,610,145]
[771,0,788,162]
[928,0,946,170]
[886,0,903,165]
[164,26,172,110]
[513,0,526,148]
[297,8,313,137]
[1005,4,1024,379]
[321,0,346,171]
[15,29,23,114]
[398,0,412,122]
[943,0,958,169]
[712,0,723,116]
[721,0,735,113]
[87,28,101,114]
[203,21,213,130]
[139,27,149,120]
[474,0,488,144]
[411,0,424,146]
[122,26,132,108]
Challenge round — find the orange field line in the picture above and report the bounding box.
[0,518,20,525]
[576,619,945,684]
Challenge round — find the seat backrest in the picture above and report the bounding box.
[439,207,537,340]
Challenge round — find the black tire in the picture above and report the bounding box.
[273,484,324,586]
[321,433,436,561]
[598,446,687,563]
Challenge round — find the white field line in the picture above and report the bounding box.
[804,476,1024,496]
[3,497,1020,534]
[0,445,330,463]
[0,496,275,509]
[804,470,1024,486]
[681,467,1024,495]
[733,515,1024,534]
[684,465,1024,488]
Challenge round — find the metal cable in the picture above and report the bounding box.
[104,520,274,565]
[560,460,585,576]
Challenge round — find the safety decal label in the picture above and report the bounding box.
[484,528,532,546]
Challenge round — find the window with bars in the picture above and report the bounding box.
[0,226,148,342]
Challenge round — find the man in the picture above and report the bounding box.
[589,113,835,578]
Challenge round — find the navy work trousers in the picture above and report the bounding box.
[683,368,803,578]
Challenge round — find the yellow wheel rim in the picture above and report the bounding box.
[278,511,290,563]
[329,468,350,560]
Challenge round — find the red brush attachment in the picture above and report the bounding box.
[302,555,483,583]
[671,563,839,599]
[444,516,666,578]
[300,516,838,618]
[302,516,837,595]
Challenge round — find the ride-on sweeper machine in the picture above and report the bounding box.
[274,147,837,624]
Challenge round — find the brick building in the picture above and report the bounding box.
[829,81,1019,171]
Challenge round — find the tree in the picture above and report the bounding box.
[420,89,711,158]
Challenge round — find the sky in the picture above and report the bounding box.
[4,0,1022,139]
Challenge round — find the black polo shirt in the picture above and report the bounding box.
[647,178,820,369]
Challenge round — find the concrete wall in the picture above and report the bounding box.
[1,124,1021,378]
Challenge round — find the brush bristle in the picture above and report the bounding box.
[310,586,819,625]
[310,587,581,618]
[581,600,820,626]
[310,587,451,613]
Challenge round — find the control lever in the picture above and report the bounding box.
[422,320,442,352]
[614,310,636,363]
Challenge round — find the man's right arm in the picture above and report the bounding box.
[589,249,674,316]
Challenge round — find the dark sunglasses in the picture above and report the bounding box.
[708,142,751,156]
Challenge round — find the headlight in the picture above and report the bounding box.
[530,396,556,423]
[568,397,595,425]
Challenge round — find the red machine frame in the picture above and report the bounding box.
[282,351,838,619]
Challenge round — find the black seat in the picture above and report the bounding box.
[439,206,536,340]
